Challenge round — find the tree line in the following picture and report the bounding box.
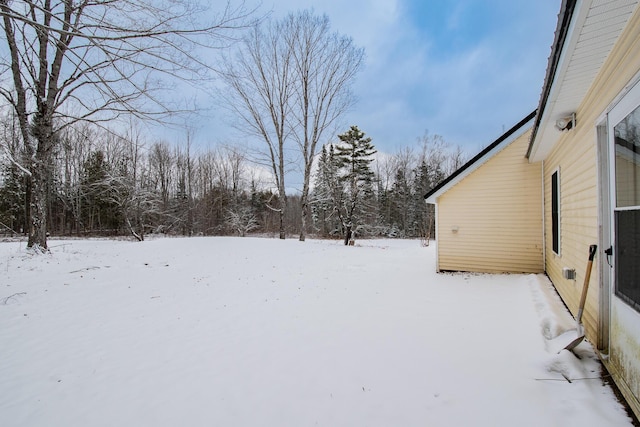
[0,117,464,241]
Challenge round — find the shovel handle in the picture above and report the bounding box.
[576,244,597,323]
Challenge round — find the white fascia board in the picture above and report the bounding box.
[425,119,534,204]
[529,0,594,162]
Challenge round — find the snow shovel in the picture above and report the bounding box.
[563,244,597,352]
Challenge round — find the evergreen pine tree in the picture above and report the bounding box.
[311,145,330,236]
[311,144,342,236]
[0,162,26,234]
[410,160,431,239]
[390,168,411,236]
[80,150,121,232]
[334,125,376,245]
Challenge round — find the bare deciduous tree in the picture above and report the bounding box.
[226,206,258,237]
[284,11,364,241]
[0,0,254,249]
[221,10,363,240]
[148,141,174,216]
[221,19,292,239]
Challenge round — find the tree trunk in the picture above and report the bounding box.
[278,180,287,240]
[126,215,143,242]
[299,196,308,241]
[24,175,32,237]
[137,213,145,242]
[344,224,352,246]
[279,197,286,240]
[299,155,313,242]
[27,155,49,250]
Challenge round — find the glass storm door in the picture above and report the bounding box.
[610,85,640,313]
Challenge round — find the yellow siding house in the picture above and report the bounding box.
[426,0,640,418]
[425,112,543,273]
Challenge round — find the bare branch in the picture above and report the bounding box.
[0,0,257,248]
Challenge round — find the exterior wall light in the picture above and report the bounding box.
[555,113,576,131]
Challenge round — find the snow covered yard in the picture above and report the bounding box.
[0,237,634,426]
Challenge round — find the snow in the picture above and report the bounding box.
[0,237,634,426]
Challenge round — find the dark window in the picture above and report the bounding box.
[615,210,640,311]
[551,170,560,255]
[613,103,640,311]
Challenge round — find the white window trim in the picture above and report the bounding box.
[551,167,561,256]
[608,78,640,313]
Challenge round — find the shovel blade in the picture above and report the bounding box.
[563,335,585,352]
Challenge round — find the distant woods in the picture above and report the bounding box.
[0,118,464,241]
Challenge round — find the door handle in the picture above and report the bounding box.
[604,246,613,267]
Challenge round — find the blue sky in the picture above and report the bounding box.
[188,0,561,157]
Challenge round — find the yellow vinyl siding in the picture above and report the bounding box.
[543,6,640,347]
[437,130,543,273]
[544,133,599,340]
[542,7,640,417]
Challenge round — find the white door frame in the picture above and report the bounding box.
[605,77,640,362]
[597,122,611,352]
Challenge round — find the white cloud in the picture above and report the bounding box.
[208,0,559,157]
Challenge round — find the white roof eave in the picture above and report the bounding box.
[529,0,638,162]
